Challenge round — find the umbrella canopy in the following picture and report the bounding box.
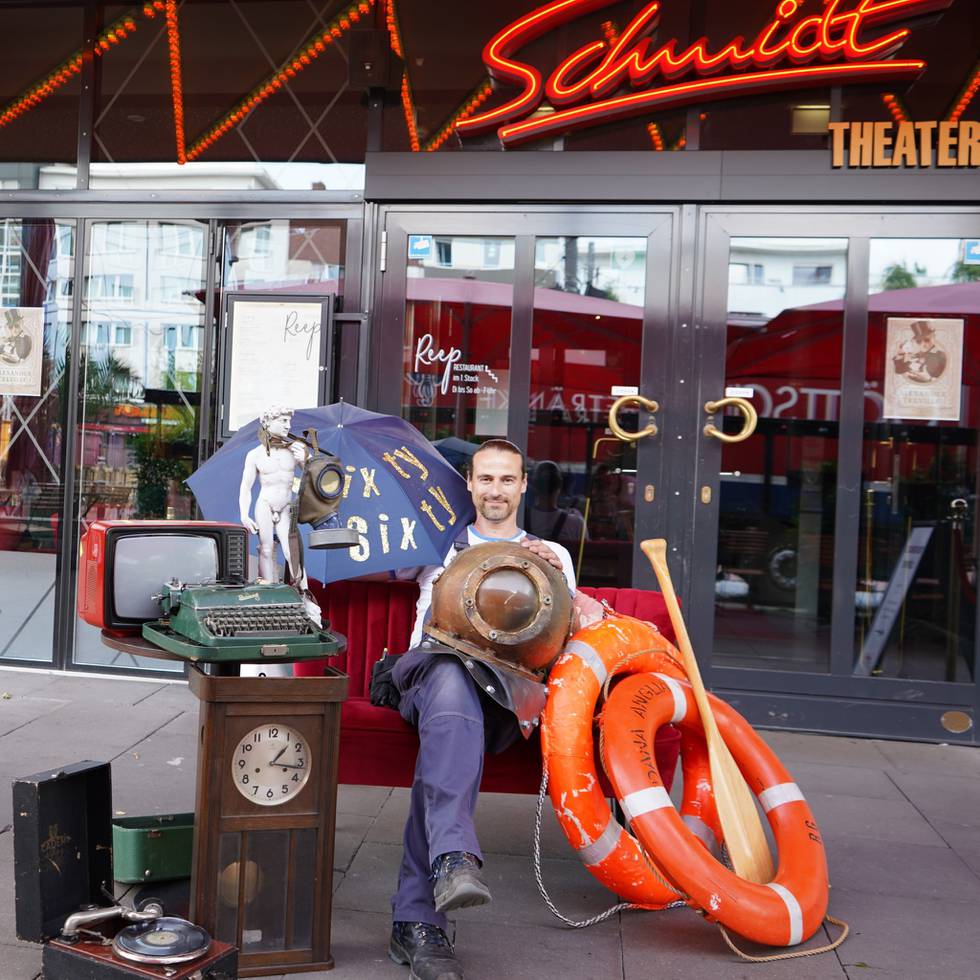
[187,402,475,583]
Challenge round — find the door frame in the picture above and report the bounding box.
[374,204,686,590]
[693,206,980,742]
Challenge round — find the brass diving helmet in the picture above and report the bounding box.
[428,541,573,676]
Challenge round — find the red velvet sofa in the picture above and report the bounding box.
[297,580,681,794]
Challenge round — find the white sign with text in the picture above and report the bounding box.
[227,298,326,432]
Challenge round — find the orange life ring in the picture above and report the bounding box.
[601,672,829,946]
[541,614,721,908]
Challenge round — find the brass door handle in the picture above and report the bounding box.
[703,397,757,444]
[608,394,659,442]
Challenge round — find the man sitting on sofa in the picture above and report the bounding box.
[387,438,600,980]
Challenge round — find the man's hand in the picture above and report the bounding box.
[290,442,307,466]
[571,590,605,632]
[519,537,564,571]
[241,516,258,534]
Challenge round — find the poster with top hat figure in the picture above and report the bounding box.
[0,307,43,396]
[883,316,963,421]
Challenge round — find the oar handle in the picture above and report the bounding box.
[641,539,720,740]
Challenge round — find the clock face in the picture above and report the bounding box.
[232,723,311,806]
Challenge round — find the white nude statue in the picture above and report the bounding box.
[238,406,321,679]
[239,405,308,587]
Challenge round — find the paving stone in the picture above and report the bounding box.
[337,784,392,818]
[925,819,980,879]
[760,731,893,770]
[287,907,400,979]
[333,829,368,873]
[621,906,847,979]
[109,732,198,816]
[0,695,69,737]
[824,835,980,901]
[888,768,980,828]
[456,913,623,980]
[155,707,200,737]
[131,679,194,707]
[332,841,400,916]
[871,739,980,777]
[3,701,182,764]
[0,669,65,697]
[806,793,946,847]
[362,788,411,845]
[831,886,978,977]
[0,941,42,980]
[23,674,166,706]
[780,761,905,801]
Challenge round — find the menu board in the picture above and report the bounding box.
[222,293,332,436]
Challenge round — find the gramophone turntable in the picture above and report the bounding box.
[43,901,238,979]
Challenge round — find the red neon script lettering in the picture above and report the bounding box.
[457,0,953,146]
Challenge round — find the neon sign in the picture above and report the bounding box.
[457,0,953,147]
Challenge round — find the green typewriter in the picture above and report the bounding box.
[142,580,344,663]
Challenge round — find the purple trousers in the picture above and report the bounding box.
[390,646,519,928]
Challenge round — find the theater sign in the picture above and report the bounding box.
[456,0,955,147]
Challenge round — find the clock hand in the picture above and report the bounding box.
[275,763,306,770]
[269,746,288,766]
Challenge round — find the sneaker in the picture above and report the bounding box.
[430,851,492,914]
[389,921,464,980]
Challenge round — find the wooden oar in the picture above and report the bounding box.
[641,538,774,885]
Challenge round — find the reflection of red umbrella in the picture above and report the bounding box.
[727,282,980,384]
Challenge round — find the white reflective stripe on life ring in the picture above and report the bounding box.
[758,782,805,813]
[653,672,688,724]
[622,786,673,821]
[765,882,804,946]
[577,818,623,867]
[565,640,608,686]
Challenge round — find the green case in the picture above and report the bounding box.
[112,813,194,883]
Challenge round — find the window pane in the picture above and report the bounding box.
[853,240,978,683]
[716,237,849,673]
[528,236,647,587]
[0,219,74,664]
[73,219,208,672]
[400,235,514,446]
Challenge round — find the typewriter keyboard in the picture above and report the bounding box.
[202,602,315,638]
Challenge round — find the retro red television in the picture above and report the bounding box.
[78,520,248,634]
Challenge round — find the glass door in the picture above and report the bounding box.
[377,209,677,589]
[694,210,980,742]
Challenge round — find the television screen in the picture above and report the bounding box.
[113,534,220,619]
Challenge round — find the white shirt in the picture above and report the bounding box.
[408,525,576,650]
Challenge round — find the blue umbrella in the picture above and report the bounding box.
[187,402,475,583]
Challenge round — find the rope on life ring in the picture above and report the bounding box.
[601,672,830,948]
[541,614,723,909]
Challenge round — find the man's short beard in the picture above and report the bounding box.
[477,500,516,522]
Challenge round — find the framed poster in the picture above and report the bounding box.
[0,307,43,397]
[220,293,333,438]
[883,316,964,421]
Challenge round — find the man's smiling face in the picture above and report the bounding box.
[468,448,527,525]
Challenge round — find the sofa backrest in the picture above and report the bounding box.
[299,580,677,697]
